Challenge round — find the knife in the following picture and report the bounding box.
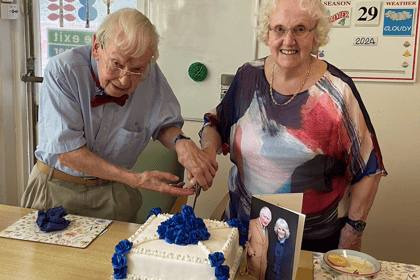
[192,183,201,210]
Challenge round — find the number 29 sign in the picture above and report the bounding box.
[355,1,382,27]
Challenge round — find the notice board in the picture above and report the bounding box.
[319,0,420,82]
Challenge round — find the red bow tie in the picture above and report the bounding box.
[91,94,129,108]
[89,66,129,108]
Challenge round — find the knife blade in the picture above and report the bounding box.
[192,183,201,210]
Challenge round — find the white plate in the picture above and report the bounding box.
[323,249,381,277]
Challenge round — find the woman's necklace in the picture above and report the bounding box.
[270,57,312,106]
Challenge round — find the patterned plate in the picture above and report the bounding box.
[323,249,381,277]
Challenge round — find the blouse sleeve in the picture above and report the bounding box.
[331,68,387,183]
[199,67,244,154]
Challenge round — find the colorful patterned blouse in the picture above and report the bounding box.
[201,58,386,239]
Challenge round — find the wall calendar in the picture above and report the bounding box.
[319,0,420,82]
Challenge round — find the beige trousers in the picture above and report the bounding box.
[21,165,142,222]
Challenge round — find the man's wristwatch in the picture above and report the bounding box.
[174,134,191,146]
[346,218,366,232]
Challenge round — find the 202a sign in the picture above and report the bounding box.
[353,35,378,46]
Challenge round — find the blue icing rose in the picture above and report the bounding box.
[209,252,225,267]
[172,212,184,224]
[112,253,127,269]
[147,207,162,219]
[227,218,247,247]
[227,218,241,228]
[195,217,206,228]
[165,227,176,244]
[157,206,210,245]
[184,216,199,231]
[115,239,133,255]
[157,224,168,238]
[181,205,195,217]
[174,229,189,245]
[215,265,230,280]
[198,227,210,240]
[113,240,132,279]
[187,229,201,244]
[113,266,128,279]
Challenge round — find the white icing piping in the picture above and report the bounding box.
[229,246,244,280]
[221,227,237,254]
[119,274,164,280]
[128,214,170,242]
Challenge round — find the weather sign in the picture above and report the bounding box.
[383,9,415,36]
[320,0,420,82]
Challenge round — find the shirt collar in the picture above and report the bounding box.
[90,51,102,95]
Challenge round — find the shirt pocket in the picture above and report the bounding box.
[111,127,148,169]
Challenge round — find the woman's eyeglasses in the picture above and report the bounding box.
[269,24,317,39]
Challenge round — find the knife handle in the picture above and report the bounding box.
[194,183,201,197]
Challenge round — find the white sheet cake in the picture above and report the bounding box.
[112,210,244,280]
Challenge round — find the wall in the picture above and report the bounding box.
[356,79,420,265]
[0,0,30,206]
[183,43,420,265]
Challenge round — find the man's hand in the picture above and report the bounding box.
[338,223,363,251]
[58,146,195,197]
[175,139,218,191]
[127,170,195,196]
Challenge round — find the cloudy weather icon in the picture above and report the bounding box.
[385,11,412,21]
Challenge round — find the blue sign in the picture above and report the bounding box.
[48,44,77,58]
[383,9,415,36]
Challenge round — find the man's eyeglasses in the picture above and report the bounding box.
[102,47,152,82]
[269,24,317,39]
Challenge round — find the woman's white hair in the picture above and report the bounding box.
[95,8,159,63]
[274,218,290,240]
[257,0,331,55]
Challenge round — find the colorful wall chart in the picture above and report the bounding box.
[319,0,420,82]
[39,0,138,74]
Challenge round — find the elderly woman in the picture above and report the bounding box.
[199,0,387,252]
[265,218,293,280]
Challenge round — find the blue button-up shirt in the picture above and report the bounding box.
[35,45,183,177]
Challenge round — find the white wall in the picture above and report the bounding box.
[0,0,30,206]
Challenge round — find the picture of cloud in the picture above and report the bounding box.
[385,10,412,21]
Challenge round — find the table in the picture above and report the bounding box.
[3,205,418,280]
[0,205,140,279]
[0,205,313,279]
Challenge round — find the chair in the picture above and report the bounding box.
[131,139,187,224]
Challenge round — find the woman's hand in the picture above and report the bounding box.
[175,139,218,191]
[338,223,363,251]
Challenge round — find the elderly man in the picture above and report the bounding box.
[21,8,217,222]
[247,206,272,280]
